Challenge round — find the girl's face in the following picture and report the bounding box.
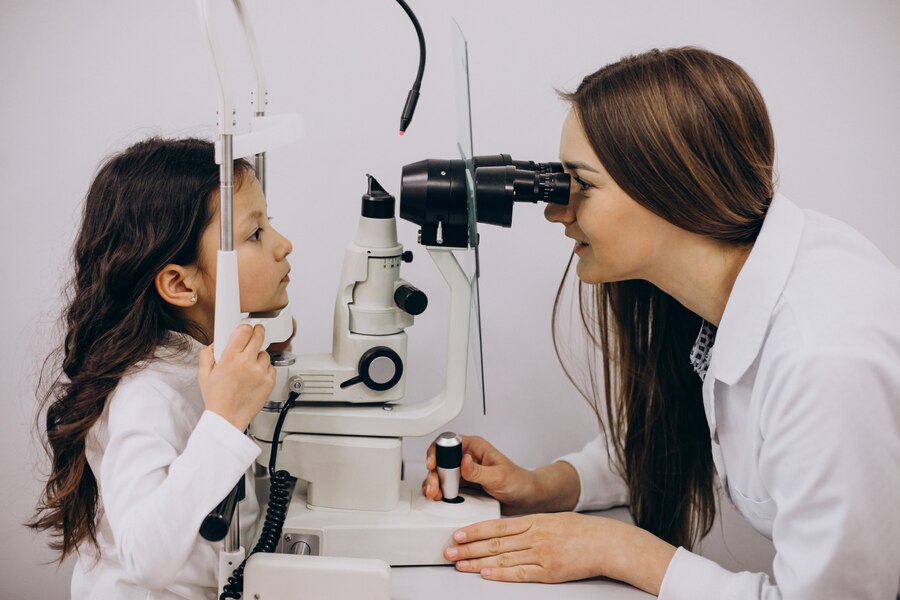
[196,175,293,315]
[545,110,667,284]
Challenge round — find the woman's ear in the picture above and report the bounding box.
[154,265,198,308]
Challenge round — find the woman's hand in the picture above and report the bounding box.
[422,436,580,515]
[198,324,275,431]
[445,513,676,594]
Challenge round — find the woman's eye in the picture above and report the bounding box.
[573,176,593,192]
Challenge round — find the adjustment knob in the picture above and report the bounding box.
[435,432,464,504]
[401,251,414,263]
[395,284,428,316]
[339,346,404,392]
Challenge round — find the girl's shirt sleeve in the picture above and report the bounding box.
[99,378,260,590]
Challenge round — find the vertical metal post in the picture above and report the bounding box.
[220,134,235,252]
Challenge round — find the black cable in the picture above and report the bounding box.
[395,0,426,134]
[219,391,299,600]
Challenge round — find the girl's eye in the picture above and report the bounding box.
[249,228,261,241]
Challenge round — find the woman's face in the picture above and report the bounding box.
[545,110,667,284]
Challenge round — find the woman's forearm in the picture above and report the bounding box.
[604,520,676,596]
[528,460,581,513]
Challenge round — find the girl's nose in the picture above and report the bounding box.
[276,231,292,260]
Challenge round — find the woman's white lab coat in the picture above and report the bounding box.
[558,195,900,599]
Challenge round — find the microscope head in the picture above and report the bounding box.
[399,154,571,248]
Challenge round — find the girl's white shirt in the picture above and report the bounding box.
[71,334,261,600]
[558,195,900,599]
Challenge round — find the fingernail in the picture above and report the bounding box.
[481,569,493,578]
[453,531,466,542]
[446,547,458,560]
[457,560,469,570]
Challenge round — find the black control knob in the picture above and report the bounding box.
[435,432,464,504]
[401,251,414,263]
[339,346,404,392]
[395,284,428,316]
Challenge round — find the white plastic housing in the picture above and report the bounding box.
[213,250,242,362]
[278,480,500,566]
[243,553,390,600]
[253,247,472,438]
[285,435,401,512]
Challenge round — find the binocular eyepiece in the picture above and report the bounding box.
[400,154,570,248]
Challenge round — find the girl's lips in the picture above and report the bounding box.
[574,241,590,254]
[281,273,290,284]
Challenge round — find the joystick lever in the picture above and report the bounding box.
[435,432,464,504]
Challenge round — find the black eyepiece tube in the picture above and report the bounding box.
[399,154,570,244]
[474,166,570,227]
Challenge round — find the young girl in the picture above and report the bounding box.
[30,137,294,599]
[423,48,900,598]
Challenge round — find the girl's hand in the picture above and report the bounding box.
[422,436,580,515]
[445,513,676,595]
[198,324,275,431]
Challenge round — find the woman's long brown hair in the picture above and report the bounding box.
[29,138,252,560]
[553,48,775,549]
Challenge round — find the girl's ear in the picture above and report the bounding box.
[154,265,198,308]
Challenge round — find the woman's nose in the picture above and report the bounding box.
[544,200,574,224]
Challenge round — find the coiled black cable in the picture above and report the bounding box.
[219,391,299,600]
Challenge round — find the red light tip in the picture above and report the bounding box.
[399,130,405,136]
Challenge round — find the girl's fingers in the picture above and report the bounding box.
[225,324,254,356]
[197,345,215,379]
[246,323,266,353]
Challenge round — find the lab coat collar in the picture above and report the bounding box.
[709,194,805,386]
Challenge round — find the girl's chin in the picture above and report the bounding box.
[243,298,290,316]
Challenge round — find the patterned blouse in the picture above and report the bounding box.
[689,320,717,381]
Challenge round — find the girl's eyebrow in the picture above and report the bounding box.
[562,160,600,173]
[240,210,265,226]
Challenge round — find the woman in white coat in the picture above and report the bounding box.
[423,47,900,599]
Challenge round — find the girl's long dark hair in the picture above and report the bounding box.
[553,48,775,549]
[29,137,252,560]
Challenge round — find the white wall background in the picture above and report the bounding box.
[2,0,898,597]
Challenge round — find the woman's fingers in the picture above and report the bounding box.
[451,517,531,546]
[445,528,530,563]
[480,564,546,583]
[454,548,537,571]
[423,470,442,500]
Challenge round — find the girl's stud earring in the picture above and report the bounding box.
[190,294,198,304]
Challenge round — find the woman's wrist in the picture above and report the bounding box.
[603,521,677,596]
[527,461,581,513]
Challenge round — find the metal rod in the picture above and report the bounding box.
[255,151,266,195]
[224,501,240,553]
[220,134,234,251]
